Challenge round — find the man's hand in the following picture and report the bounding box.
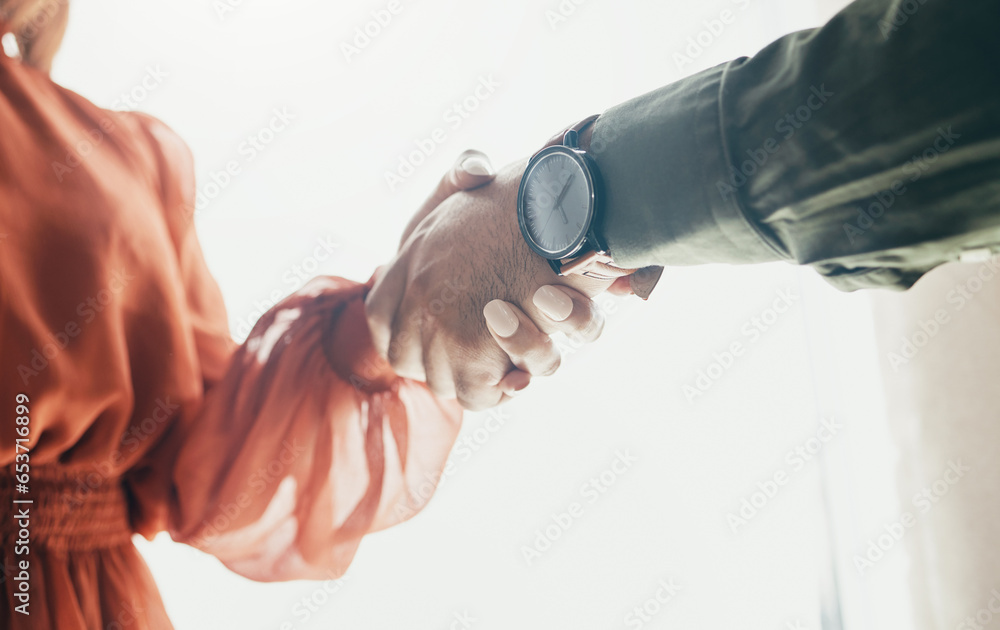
[366,155,611,410]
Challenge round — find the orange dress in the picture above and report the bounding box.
[0,49,462,628]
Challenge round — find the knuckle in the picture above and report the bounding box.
[522,336,556,369]
[457,395,487,412]
[454,370,495,411]
[457,148,484,162]
[453,372,476,401]
[568,301,604,342]
[532,333,555,353]
[536,353,561,377]
[580,310,606,342]
[454,386,485,412]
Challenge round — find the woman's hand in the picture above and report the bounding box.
[483,284,606,397]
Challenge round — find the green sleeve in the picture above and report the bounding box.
[592,0,1000,291]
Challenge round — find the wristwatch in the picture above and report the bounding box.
[517,116,663,298]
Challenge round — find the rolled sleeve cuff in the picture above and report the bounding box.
[591,62,787,268]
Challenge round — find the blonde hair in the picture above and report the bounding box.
[0,0,68,73]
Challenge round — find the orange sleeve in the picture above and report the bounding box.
[170,278,463,581]
[129,114,463,581]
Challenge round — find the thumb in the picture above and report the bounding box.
[365,255,409,362]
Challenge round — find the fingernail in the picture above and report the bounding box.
[461,156,494,177]
[631,265,664,300]
[533,285,573,322]
[484,300,519,337]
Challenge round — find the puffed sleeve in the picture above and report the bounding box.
[127,113,463,581]
[169,278,463,581]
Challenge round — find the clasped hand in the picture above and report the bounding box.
[365,151,615,410]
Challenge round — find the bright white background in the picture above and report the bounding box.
[50,0,918,628]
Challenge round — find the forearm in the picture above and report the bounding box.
[592,0,1000,291]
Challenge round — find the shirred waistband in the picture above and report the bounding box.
[1,464,134,552]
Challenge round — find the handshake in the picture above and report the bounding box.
[365,150,638,410]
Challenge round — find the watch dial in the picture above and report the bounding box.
[522,151,592,257]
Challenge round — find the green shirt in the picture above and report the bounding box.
[592,0,1000,291]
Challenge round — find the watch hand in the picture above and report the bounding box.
[540,206,557,233]
[552,174,575,224]
[534,173,576,242]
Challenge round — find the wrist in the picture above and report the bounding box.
[520,115,664,299]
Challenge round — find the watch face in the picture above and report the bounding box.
[518,148,595,259]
